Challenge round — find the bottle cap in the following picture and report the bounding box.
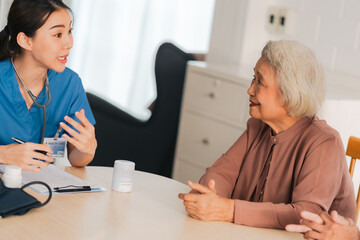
[4,165,22,175]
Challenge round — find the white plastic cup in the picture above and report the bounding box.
[3,165,22,188]
[111,160,135,192]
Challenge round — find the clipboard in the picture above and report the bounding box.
[0,164,106,194]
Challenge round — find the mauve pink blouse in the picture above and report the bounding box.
[199,117,356,229]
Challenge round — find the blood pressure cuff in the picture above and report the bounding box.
[0,178,52,218]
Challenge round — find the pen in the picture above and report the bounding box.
[11,137,25,144]
[54,186,91,193]
[11,137,50,156]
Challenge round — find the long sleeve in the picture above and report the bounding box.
[199,132,247,198]
[235,133,354,228]
[199,118,263,198]
[198,117,355,229]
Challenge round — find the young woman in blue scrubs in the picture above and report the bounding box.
[0,0,97,171]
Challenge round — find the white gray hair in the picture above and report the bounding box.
[261,40,325,117]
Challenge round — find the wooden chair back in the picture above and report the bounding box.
[346,136,360,220]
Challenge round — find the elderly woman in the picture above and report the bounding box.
[178,40,355,229]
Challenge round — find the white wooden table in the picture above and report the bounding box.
[0,166,303,240]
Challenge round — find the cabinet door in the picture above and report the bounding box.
[176,111,244,169]
[183,71,250,127]
[172,159,207,184]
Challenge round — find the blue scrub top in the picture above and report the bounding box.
[0,59,95,144]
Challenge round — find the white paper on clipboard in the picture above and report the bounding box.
[0,164,106,194]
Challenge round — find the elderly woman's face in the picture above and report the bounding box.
[247,56,288,124]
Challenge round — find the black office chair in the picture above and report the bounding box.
[87,42,195,178]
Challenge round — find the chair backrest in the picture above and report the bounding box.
[150,42,194,124]
[138,42,195,176]
[346,136,360,220]
[86,42,194,178]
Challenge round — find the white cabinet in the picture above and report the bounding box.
[172,62,251,184]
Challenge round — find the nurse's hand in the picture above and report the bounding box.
[60,109,97,166]
[286,210,360,240]
[178,180,235,222]
[0,143,54,172]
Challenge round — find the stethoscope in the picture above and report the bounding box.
[11,59,51,143]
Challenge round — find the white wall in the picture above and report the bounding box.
[0,0,11,28]
[0,0,73,28]
[209,0,360,75]
[240,0,360,77]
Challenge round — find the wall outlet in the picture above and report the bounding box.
[266,7,279,33]
[266,7,294,35]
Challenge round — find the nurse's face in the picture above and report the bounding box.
[28,8,73,73]
[247,56,288,125]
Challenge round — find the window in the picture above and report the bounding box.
[67,0,215,119]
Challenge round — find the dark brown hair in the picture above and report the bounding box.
[0,0,71,61]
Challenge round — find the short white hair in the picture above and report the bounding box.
[261,40,325,117]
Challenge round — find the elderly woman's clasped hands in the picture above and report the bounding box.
[178,180,234,222]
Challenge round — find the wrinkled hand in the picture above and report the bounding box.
[0,143,53,172]
[60,109,97,156]
[286,210,360,240]
[178,179,234,222]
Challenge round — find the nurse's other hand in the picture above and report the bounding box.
[286,210,360,240]
[0,143,54,172]
[61,109,97,156]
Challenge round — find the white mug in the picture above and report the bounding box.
[111,160,135,192]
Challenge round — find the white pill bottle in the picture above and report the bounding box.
[3,165,22,188]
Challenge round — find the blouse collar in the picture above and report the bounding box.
[269,117,313,144]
